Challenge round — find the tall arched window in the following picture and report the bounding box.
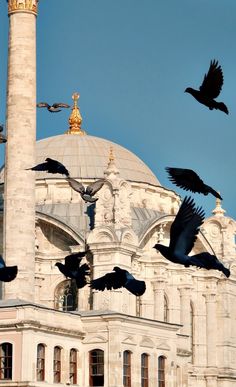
[89,349,104,386]
[36,344,45,381]
[158,356,166,387]
[190,302,194,363]
[54,280,78,311]
[53,346,61,383]
[141,353,149,387]
[70,349,77,384]
[0,343,12,380]
[164,294,169,322]
[123,350,131,387]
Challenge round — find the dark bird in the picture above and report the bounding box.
[37,102,70,113]
[91,266,146,296]
[26,158,70,177]
[185,59,228,114]
[0,255,18,282]
[166,167,222,200]
[67,177,105,203]
[0,124,7,144]
[153,196,230,277]
[55,251,90,289]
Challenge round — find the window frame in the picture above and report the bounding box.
[141,353,149,387]
[53,346,62,383]
[158,355,166,387]
[89,349,104,387]
[36,343,45,381]
[69,348,77,385]
[0,342,12,380]
[123,350,131,387]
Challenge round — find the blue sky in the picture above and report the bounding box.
[0,0,235,219]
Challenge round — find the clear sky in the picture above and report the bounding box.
[0,0,235,219]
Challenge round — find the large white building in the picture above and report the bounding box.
[0,1,236,387]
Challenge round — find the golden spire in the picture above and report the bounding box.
[212,193,226,217]
[109,146,114,162]
[65,93,86,135]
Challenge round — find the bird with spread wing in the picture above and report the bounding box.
[55,251,90,289]
[26,158,70,177]
[37,102,70,113]
[67,177,105,203]
[91,266,146,296]
[0,124,7,144]
[185,59,228,114]
[166,167,222,199]
[0,255,18,282]
[154,196,230,277]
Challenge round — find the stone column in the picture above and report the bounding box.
[179,286,192,336]
[152,280,166,321]
[204,292,217,367]
[3,0,38,300]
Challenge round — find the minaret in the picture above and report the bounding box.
[3,0,39,301]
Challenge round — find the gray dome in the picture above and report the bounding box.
[35,134,160,185]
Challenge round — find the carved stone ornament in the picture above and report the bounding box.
[8,0,39,15]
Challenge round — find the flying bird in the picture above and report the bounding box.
[26,158,70,177]
[37,102,70,113]
[0,124,7,144]
[55,251,90,289]
[67,177,105,203]
[91,266,146,296]
[153,196,230,277]
[166,167,222,200]
[185,59,228,114]
[0,255,18,282]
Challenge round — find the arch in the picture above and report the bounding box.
[89,349,104,386]
[123,350,132,387]
[69,348,78,384]
[36,343,45,381]
[0,342,12,380]
[141,353,149,387]
[53,346,62,383]
[158,355,166,387]
[54,279,78,311]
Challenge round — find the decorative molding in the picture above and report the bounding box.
[177,348,192,357]
[8,0,39,15]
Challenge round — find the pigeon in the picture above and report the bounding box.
[26,158,70,177]
[67,177,105,203]
[153,196,230,277]
[91,266,146,296]
[185,59,228,114]
[166,167,222,200]
[55,251,90,289]
[37,102,70,113]
[0,255,18,282]
[0,124,7,144]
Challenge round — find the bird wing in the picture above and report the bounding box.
[199,60,224,99]
[67,178,85,195]
[172,200,205,256]
[37,102,50,108]
[0,124,4,133]
[166,167,205,194]
[27,161,49,171]
[86,179,105,196]
[0,255,6,269]
[91,271,126,291]
[64,254,83,270]
[52,103,70,108]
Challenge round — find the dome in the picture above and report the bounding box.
[35,134,160,185]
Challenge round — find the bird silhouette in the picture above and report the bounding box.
[67,177,105,203]
[91,266,146,296]
[185,59,228,114]
[166,167,222,199]
[0,124,7,144]
[153,196,230,277]
[0,255,18,282]
[37,102,70,113]
[55,251,90,289]
[26,158,70,177]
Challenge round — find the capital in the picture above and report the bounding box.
[8,0,39,16]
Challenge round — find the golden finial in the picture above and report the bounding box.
[65,92,86,135]
[109,146,114,162]
[8,0,39,15]
[212,193,226,217]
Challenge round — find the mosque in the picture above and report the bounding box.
[0,1,236,387]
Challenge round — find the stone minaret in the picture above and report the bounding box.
[3,0,39,301]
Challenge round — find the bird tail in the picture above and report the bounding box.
[125,279,146,296]
[189,253,230,278]
[216,102,229,115]
[221,266,230,278]
[205,185,222,200]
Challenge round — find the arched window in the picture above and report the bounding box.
[123,350,131,387]
[36,344,45,381]
[158,356,166,387]
[54,280,78,311]
[190,302,194,363]
[0,342,12,380]
[70,349,77,384]
[164,294,169,322]
[89,349,104,386]
[53,346,61,383]
[141,353,149,387]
